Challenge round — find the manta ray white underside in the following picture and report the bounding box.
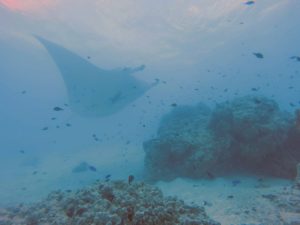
[36,36,157,117]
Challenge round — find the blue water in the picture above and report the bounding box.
[0,2,299,223]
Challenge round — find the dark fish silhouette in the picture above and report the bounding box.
[89,166,97,172]
[290,56,300,62]
[206,171,215,179]
[105,174,111,182]
[232,180,241,186]
[53,106,63,111]
[245,1,255,5]
[128,175,134,184]
[253,52,264,59]
[72,162,97,173]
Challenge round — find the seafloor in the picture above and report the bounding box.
[1,96,300,224]
[0,174,299,225]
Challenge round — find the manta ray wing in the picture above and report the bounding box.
[36,36,154,117]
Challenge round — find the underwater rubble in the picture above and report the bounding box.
[144,95,300,181]
[260,169,300,225]
[0,181,220,225]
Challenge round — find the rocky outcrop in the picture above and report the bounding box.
[144,103,221,181]
[0,181,219,225]
[296,163,300,188]
[144,95,300,181]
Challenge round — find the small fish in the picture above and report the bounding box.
[105,174,111,182]
[42,127,48,131]
[261,194,277,201]
[245,1,255,5]
[65,123,72,127]
[21,90,27,94]
[19,150,25,154]
[53,106,63,111]
[254,98,262,104]
[253,52,264,59]
[171,103,177,107]
[206,171,215,179]
[89,166,97,172]
[290,56,300,62]
[232,179,241,186]
[51,117,56,120]
[203,200,212,206]
[128,175,134,184]
[251,87,259,91]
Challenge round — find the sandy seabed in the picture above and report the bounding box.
[157,177,300,225]
[0,146,299,224]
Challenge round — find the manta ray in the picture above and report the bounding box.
[36,36,158,117]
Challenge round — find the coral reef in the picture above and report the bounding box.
[0,181,219,225]
[144,95,300,181]
[209,96,295,178]
[144,103,221,181]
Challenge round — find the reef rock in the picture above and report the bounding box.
[209,96,295,178]
[144,95,300,181]
[296,163,300,188]
[144,104,224,181]
[0,181,219,225]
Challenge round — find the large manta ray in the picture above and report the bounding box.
[36,36,157,117]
